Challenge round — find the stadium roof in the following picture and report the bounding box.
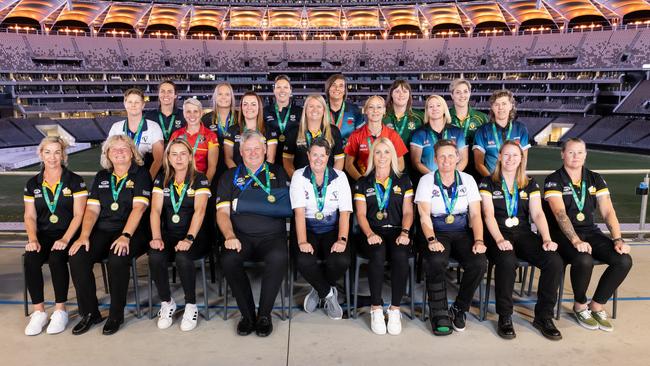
[0,0,648,34]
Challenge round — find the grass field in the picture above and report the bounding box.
[1,145,649,222]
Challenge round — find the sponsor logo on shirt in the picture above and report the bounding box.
[588,186,596,194]
[520,191,528,199]
[63,187,72,196]
[126,180,134,189]
[188,188,195,196]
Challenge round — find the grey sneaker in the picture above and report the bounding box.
[303,287,320,313]
[324,287,343,320]
[574,308,599,330]
[591,310,613,332]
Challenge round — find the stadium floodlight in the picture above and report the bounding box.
[643,64,650,70]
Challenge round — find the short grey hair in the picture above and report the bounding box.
[239,129,266,150]
[183,97,203,111]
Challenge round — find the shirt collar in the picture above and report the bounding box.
[302,166,338,184]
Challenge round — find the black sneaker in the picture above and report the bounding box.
[497,315,516,339]
[448,304,466,332]
[255,316,273,337]
[533,318,563,341]
[237,318,255,336]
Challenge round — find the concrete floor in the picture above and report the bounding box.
[1,239,648,366]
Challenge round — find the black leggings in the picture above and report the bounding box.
[486,230,563,320]
[220,232,288,320]
[294,229,351,298]
[69,227,148,320]
[24,231,71,304]
[358,227,411,307]
[148,230,210,304]
[554,228,632,305]
[420,230,487,312]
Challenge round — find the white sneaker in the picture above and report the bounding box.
[386,308,402,335]
[46,310,68,334]
[370,308,387,335]
[25,311,48,336]
[157,299,177,329]
[180,304,198,332]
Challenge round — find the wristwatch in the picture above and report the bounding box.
[401,228,410,235]
[427,236,437,243]
[339,236,347,242]
[185,234,195,243]
[121,232,132,240]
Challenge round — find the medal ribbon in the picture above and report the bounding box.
[501,177,519,218]
[305,130,321,147]
[110,173,129,204]
[246,163,272,196]
[569,179,586,213]
[233,163,263,192]
[434,170,460,217]
[169,180,189,216]
[159,112,175,141]
[330,101,346,129]
[42,180,63,215]
[491,122,513,151]
[427,126,448,147]
[124,118,145,147]
[217,112,231,137]
[184,132,203,155]
[310,167,329,213]
[394,114,408,136]
[374,177,392,213]
[274,103,291,134]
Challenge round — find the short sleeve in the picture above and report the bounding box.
[519,124,530,150]
[527,177,541,197]
[152,174,164,195]
[414,173,434,204]
[133,168,153,206]
[107,121,122,137]
[472,127,487,152]
[463,174,481,203]
[410,129,425,148]
[216,171,234,210]
[594,172,610,197]
[344,131,360,157]
[289,172,306,209]
[194,174,212,196]
[87,172,102,206]
[266,127,279,146]
[543,173,563,200]
[169,129,182,142]
[223,126,235,147]
[71,174,88,198]
[354,180,367,202]
[147,121,164,145]
[331,127,345,159]
[23,177,36,202]
[454,129,467,150]
[400,175,414,198]
[337,174,353,212]
[478,177,492,197]
[207,131,219,148]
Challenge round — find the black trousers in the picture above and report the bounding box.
[294,229,351,298]
[486,230,563,320]
[24,230,72,304]
[148,230,210,304]
[553,228,633,304]
[358,227,411,307]
[69,227,148,320]
[420,230,487,312]
[220,232,288,320]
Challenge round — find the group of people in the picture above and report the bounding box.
[23,75,632,341]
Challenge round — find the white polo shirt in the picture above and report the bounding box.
[108,119,164,157]
[414,171,481,217]
[290,166,352,234]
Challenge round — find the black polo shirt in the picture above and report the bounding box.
[479,177,540,232]
[24,167,87,233]
[282,125,345,171]
[144,107,185,143]
[202,111,238,184]
[223,124,279,167]
[87,164,152,232]
[543,167,609,232]
[153,172,211,235]
[216,163,289,236]
[263,102,302,164]
[354,173,414,230]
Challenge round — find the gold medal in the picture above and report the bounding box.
[576,212,585,222]
[171,214,181,224]
[279,134,286,142]
[315,211,325,220]
[445,214,455,224]
[511,217,519,227]
[49,214,59,224]
[267,195,276,203]
[376,211,385,220]
[110,202,119,211]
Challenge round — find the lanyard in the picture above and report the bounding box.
[491,122,513,151]
[42,180,63,215]
[311,168,329,213]
[124,118,145,147]
[330,101,346,130]
[427,126,449,147]
[569,179,586,213]
[501,177,519,218]
[217,112,231,137]
[274,103,291,134]
[374,177,392,212]
[394,114,409,136]
[158,112,175,141]
[184,131,203,155]
[233,163,263,192]
[246,163,272,196]
[170,180,189,215]
[434,170,460,216]
[305,130,321,147]
[110,173,129,203]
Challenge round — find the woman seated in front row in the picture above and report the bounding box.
[289,137,352,320]
[354,137,414,335]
